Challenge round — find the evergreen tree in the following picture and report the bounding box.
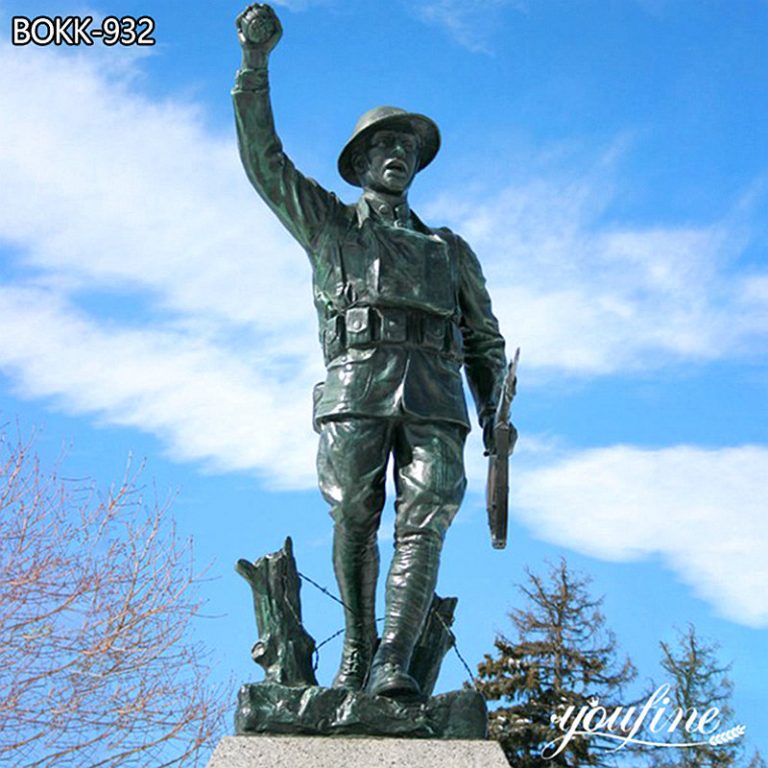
[475,559,636,767]
[644,625,746,768]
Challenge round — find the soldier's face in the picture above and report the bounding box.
[357,128,421,194]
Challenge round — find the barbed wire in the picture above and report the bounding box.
[311,626,344,672]
[298,570,353,613]
[432,610,481,690]
[297,569,479,688]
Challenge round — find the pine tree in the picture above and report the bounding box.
[475,559,636,767]
[644,625,745,768]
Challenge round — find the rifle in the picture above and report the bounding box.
[486,347,519,549]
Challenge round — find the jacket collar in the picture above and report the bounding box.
[357,191,412,229]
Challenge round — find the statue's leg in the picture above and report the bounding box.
[367,421,467,699]
[317,417,392,690]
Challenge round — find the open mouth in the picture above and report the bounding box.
[384,159,408,175]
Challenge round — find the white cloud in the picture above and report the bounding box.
[0,45,323,487]
[0,284,320,488]
[0,44,766,628]
[0,46,313,332]
[513,444,768,627]
[425,165,768,375]
[0,43,766,518]
[409,0,527,54]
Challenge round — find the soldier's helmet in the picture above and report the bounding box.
[337,106,441,187]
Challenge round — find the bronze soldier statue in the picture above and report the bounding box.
[233,3,508,700]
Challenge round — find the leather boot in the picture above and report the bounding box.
[332,526,379,690]
[367,534,440,700]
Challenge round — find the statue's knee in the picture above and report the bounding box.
[331,489,384,538]
[334,520,379,550]
[395,496,459,546]
[394,522,446,551]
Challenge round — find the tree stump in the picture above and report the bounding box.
[409,595,458,698]
[236,537,317,687]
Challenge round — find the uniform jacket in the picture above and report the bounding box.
[232,67,507,432]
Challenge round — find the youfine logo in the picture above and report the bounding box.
[543,684,746,758]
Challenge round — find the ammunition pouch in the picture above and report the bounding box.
[322,306,463,365]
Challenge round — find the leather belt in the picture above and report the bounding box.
[322,306,462,363]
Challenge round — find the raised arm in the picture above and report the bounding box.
[233,4,337,253]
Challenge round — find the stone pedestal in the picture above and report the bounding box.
[206,735,510,768]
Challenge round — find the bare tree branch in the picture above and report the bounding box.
[0,430,227,767]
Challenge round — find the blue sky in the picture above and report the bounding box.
[0,0,766,758]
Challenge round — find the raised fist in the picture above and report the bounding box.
[236,4,282,55]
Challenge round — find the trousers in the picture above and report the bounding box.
[317,417,468,546]
[317,416,468,691]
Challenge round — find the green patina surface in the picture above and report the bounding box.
[233,3,508,705]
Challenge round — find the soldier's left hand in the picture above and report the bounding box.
[483,421,518,456]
